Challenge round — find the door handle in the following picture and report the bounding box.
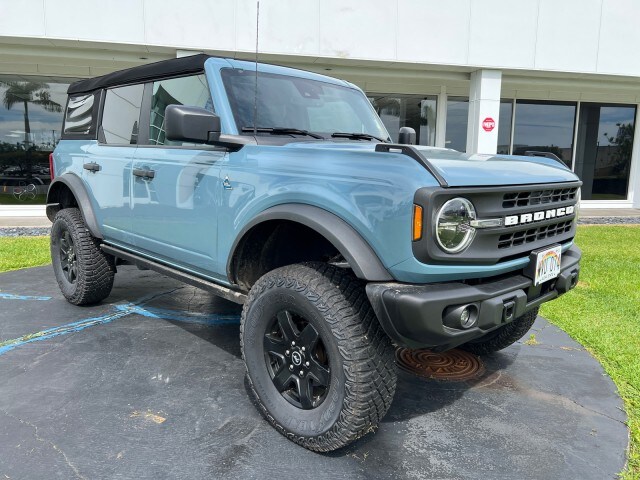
[133,168,155,180]
[83,162,101,173]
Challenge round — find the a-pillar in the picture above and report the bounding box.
[466,70,502,155]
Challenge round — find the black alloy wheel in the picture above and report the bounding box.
[58,227,78,284]
[241,262,397,452]
[263,310,330,409]
[50,208,115,305]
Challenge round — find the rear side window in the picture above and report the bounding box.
[63,93,98,136]
[149,74,213,146]
[101,84,144,144]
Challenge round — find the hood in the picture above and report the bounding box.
[283,142,579,187]
[414,147,579,187]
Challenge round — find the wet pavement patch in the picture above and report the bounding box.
[0,265,629,479]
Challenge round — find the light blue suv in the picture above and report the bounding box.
[47,54,582,451]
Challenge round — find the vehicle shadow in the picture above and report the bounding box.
[109,268,522,463]
[324,348,518,458]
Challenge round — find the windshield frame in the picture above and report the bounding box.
[220,68,390,141]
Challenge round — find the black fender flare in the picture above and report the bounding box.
[46,174,103,239]
[227,204,393,282]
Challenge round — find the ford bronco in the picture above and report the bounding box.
[47,54,581,451]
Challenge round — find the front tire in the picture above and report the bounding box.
[240,263,397,452]
[459,307,539,355]
[50,208,115,305]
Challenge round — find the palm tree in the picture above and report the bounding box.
[1,81,62,175]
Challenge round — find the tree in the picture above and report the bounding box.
[1,81,62,175]
[603,122,634,176]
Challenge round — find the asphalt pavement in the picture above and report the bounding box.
[0,265,629,479]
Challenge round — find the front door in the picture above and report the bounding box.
[129,74,226,279]
[130,147,225,277]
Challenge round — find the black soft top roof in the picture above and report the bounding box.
[67,54,210,95]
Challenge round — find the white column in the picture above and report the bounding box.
[466,70,502,155]
[435,86,447,148]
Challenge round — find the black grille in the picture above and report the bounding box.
[412,182,580,265]
[503,187,578,208]
[498,220,573,249]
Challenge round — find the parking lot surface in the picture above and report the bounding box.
[0,265,628,479]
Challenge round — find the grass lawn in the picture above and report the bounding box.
[0,194,48,205]
[0,236,51,272]
[0,227,638,476]
[541,225,640,479]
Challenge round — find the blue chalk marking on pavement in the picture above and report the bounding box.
[118,304,241,326]
[0,306,135,355]
[0,293,52,301]
[0,301,240,356]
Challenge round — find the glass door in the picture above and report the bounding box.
[574,103,636,200]
[369,95,437,146]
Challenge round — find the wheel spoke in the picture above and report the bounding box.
[59,236,68,254]
[276,311,297,343]
[308,358,330,387]
[295,376,314,409]
[263,334,287,357]
[68,265,76,283]
[271,364,293,392]
[298,324,320,351]
[60,256,68,269]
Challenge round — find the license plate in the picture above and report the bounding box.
[534,245,562,286]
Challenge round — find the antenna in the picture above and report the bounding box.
[253,0,260,136]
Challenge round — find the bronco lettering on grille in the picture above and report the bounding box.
[504,205,575,226]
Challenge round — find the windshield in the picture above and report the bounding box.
[221,68,390,140]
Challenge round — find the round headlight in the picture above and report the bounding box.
[436,198,477,253]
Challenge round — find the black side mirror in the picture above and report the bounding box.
[165,105,221,144]
[398,126,416,145]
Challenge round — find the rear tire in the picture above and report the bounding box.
[240,262,397,452]
[50,208,115,305]
[459,307,539,355]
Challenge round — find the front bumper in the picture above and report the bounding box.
[366,245,581,351]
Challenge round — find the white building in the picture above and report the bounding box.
[1,0,640,209]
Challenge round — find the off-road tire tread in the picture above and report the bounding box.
[51,208,115,305]
[460,307,539,356]
[240,262,397,452]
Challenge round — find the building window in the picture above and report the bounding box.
[445,97,468,152]
[497,100,514,155]
[369,95,437,146]
[0,76,77,205]
[574,103,636,200]
[512,100,577,167]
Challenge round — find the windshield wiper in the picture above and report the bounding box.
[331,132,387,142]
[241,127,325,139]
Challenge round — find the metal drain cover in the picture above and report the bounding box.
[395,347,485,382]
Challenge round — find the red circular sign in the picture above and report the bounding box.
[482,117,495,132]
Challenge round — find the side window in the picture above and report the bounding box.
[64,93,97,135]
[149,74,214,146]
[101,84,144,144]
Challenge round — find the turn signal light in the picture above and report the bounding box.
[412,204,423,241]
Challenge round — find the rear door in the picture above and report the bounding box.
[130,74,226,279]
[82,84,144,246]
